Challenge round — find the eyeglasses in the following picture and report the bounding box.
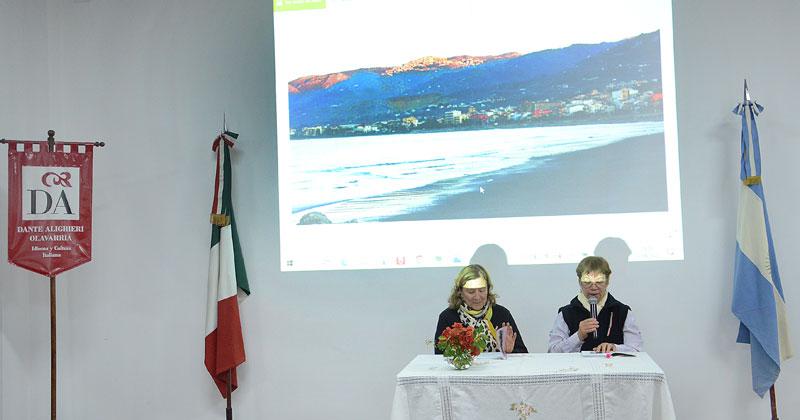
[579,273,607,285]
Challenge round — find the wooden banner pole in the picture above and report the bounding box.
[48,130,57,420]
[50,275,57,420]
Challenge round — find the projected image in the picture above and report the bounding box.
[274,0,682,270]
[288,31,666,224]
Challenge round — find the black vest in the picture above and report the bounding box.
[558,293,630,351]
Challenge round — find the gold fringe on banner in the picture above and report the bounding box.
[744,176,762,186]
[210,214,231,226]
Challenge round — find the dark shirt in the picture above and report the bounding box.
[434,304,528,354]
[558,293,630,351]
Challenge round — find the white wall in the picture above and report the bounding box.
[1,0,799,419]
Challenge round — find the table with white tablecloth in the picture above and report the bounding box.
[391,352,675,420]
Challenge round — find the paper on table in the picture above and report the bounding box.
[580,351,608,357]
[580,351,636,357]
[476,352,505,360]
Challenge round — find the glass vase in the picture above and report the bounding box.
[446,354,474,370]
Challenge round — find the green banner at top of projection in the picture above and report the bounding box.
[274,0,326,12]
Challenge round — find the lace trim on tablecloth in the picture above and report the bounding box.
[592,382,605,420]
[398,372,666,387]
[437,377,453,420]
[601,372,665,383]
[399,374,592,387]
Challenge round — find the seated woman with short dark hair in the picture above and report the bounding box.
[548,256,643,353]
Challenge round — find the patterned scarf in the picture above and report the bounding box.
[458,303,499,352]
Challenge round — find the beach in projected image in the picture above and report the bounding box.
[290,122,667,224]
[287,29,668,225]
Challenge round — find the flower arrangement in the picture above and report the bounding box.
[437,322,489,369]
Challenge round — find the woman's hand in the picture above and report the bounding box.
[577,318,599,341]
[499,322,517,353]
[593,342,616,353]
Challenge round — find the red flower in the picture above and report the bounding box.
[437,322,488,363]
[436,322,490,371]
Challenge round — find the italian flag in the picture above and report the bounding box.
[205,132,250,398]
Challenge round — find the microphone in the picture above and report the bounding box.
[588,296,598,339]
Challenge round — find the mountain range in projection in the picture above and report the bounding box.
[288,30,661,128]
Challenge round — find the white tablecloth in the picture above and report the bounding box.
[391,352,675,420]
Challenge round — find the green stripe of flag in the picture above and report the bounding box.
[213,141,250,295]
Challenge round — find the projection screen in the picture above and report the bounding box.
[274,0,682,271]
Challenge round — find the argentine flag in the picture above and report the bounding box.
[732,95,793,397]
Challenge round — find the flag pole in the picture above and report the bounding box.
[756,79,780,420]
[48,130,57,420]
[224,115,232,420]
[226,369,233,420]
[50,275,57,420]
[769,385,778,420]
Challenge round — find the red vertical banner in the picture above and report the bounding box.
[6,141,94,276]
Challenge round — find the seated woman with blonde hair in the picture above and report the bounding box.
[435,264,527,354]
